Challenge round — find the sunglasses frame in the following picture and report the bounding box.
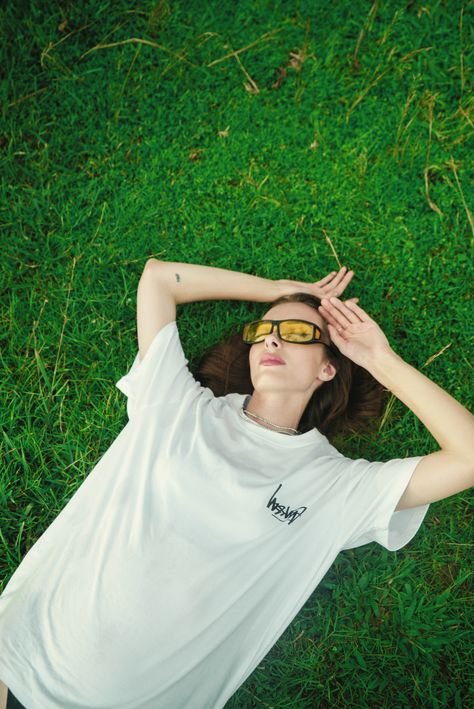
[242,318,334,350]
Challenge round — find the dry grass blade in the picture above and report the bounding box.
[80,36,197,67]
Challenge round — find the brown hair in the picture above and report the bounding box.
[193,292,388,443]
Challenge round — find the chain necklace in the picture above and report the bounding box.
[241,397,301,436]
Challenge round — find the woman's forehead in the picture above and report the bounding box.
[262,304,324,329]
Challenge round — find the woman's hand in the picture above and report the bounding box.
[318,296,393,369]
[279,266,359,303]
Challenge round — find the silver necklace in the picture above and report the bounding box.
[241,398,301,436]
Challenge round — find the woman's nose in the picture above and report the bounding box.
[264,327,282,345]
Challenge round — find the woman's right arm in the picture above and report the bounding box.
[150,259,357,305]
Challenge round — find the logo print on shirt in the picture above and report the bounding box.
[267,483,307,525]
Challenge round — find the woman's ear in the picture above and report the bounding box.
[318,360,337,382]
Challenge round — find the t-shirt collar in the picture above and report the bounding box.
[228,393,326,447]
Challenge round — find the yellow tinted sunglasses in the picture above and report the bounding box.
[242,319,334,350]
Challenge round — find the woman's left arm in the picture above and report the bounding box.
[318,296,474,510]
[369,349,474,509]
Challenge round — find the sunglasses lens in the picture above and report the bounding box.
[243,321,273,342]
[280,321,314,342]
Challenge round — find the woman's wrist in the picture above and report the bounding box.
[276,278,312,297]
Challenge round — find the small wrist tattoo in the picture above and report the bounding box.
[175,273,181,283]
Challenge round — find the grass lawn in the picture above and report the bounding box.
[1,0,473,706]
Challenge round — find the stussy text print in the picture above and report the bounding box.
[267,483,307,525]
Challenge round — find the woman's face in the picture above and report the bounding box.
[248,302,337,398]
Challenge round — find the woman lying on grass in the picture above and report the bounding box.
[0,260,472,709]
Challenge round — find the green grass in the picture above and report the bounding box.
[1,0,473,706]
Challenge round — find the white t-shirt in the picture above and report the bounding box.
[0,320,430,708]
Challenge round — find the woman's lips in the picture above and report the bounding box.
[261,360,285,366]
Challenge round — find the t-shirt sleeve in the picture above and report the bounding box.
[338,454,430,552]
[114,320,209,421]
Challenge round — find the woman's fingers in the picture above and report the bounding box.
[318,303,350,329]
[319,272,337,283]
[342,299,371,321]
[333,266,353,286]
[319,265,352,286]
[317,305,338,327]
[320,297,358,326]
